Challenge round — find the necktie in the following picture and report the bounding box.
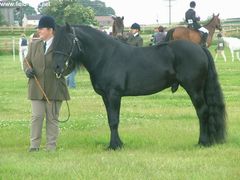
[43,42,47,53]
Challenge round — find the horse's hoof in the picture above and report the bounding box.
[171,83,179,93]
[198,140,212,147]
[108,142,123,150]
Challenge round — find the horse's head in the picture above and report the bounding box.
[112,15,124,37]
[53,23,82,78]
[212,13,222,31]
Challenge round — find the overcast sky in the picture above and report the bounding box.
[22,0,239,26]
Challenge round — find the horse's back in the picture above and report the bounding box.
[170,40,207,61]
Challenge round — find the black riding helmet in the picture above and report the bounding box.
[190,1,196,8]
[131,23,141,31]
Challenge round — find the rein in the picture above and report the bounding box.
[54,80,71,123]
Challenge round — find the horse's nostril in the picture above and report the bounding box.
[54,65,61,73]
[56,65,61,71]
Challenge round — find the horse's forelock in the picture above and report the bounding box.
[54,25,71,51]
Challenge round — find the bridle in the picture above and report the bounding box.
[54,27,82,78]
[52,27,82,123]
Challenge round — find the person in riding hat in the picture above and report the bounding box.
[126,23,143,47]
[185,1,209,46]
[23,15,70,152]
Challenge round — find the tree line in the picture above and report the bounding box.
[0,0,115,26]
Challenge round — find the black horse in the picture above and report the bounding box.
[53,23,226,150]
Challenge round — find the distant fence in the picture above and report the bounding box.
[0,26,35,36]
[222,24,240,33]
[0,37,18,61]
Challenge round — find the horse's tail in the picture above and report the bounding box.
[165,28,175,42]
[202,47,227,144]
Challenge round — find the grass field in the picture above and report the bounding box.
[0,47,240,179]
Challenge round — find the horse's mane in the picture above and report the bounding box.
[73,25,123,44]
[204,14,218,27]
[57,24,127,69]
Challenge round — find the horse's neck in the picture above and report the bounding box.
[204,20,217,34]
[204,21,216,46]
[77,29,111,73]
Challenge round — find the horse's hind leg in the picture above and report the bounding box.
[187,89,214,146]
[231,50,234,62]
[102,92,123,150]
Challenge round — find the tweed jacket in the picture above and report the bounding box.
[23,39,70,101]
[126,34,143,47]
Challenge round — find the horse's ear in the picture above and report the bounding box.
[122,16,124,20]
[65,22,71,33]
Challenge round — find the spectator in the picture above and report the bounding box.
[66,69,77,88]
[19,33,28,70]
[151,26,166,45]
[126,23,143,47]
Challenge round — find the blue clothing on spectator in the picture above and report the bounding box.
[66,69,77,88]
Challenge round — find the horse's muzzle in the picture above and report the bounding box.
[54,65,64,79]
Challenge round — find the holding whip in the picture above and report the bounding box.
[24,59,51,104]
[23,16,70,152]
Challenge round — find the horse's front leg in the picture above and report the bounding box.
[102,92,123,150]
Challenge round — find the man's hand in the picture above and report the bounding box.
[25,68,35,78]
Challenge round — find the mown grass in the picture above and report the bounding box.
[0,47,240,179]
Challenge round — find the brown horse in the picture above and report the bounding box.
[112,15,124,37]
[165,14,222,47]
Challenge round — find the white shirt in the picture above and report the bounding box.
[133,32,139,37]
[44,36,54,54]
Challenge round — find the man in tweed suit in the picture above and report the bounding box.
[24,16,70,152]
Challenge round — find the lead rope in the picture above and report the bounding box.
[53,75,71,123]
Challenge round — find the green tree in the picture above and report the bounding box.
[64,4,97,25]
[76,0,115,16]
[39,0,97,25]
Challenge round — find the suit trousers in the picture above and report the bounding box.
[30,100,62,150]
